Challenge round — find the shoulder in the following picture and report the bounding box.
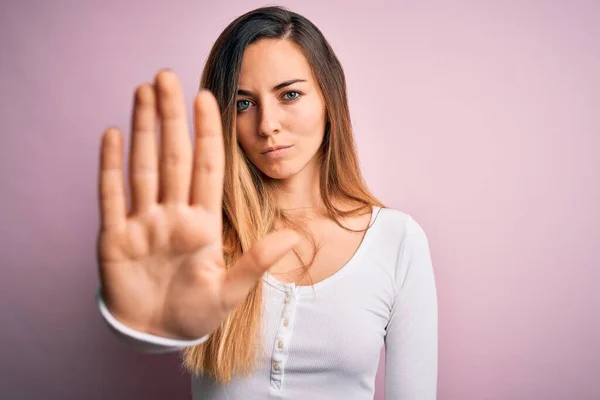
[359,206,433,290]
[374,208,434,291]
[363,206,431,270]
[371,206,429,248]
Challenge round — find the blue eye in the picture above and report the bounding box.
[237,100,253,111]
[283,91,300,101]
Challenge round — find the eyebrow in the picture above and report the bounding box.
[237,79,307,96]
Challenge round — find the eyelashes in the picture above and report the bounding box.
[237,99,253,112]
[282,91,300,101]
[236,91,303,112]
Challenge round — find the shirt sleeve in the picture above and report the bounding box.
[96,288,211,354]
[384,216,439,399]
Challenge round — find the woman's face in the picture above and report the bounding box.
[235,38,326,180]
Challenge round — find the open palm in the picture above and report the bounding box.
[97,70,298,340]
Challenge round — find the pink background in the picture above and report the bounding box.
[1,1,598,399]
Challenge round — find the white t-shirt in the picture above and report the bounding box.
[97,206,438,399]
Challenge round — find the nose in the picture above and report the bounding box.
[258,101,282,137]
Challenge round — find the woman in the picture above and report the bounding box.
[96,5,438,399]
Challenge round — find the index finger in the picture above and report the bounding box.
[190,90,225,213]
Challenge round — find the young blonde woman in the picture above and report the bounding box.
[96,6,438,399]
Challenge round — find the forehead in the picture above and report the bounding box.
[238,39,314,87]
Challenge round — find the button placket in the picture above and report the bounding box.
[269,286,298,391]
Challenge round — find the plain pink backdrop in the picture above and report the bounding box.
[1,1,598,399]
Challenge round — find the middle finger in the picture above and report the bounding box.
[155,70,192,205]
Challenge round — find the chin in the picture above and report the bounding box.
[258,163,303,180]
[262,169,298,181]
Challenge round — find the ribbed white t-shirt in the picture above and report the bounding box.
[97,206,438,399]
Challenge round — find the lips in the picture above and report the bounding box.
[262,145,292,154]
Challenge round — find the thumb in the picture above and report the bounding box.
[222,229,300,312]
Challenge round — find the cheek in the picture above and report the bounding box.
[291,100,326,140]
[235,120,255,152]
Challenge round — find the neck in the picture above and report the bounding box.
[271,158,326,217]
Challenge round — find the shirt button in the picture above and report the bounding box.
[278,340,284,349]
[284,295,291,304]
[273,362,281,371]
[283,319,289,327]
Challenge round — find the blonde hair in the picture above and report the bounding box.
[181,6,385,383]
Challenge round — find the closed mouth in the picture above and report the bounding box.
[262,145,292,154]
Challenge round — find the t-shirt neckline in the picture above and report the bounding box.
[262,205,382,296]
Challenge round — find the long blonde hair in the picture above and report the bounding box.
[181,6,385,383]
